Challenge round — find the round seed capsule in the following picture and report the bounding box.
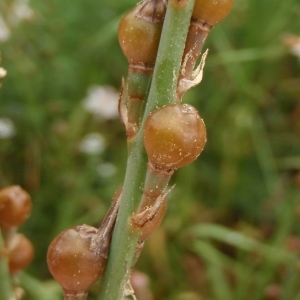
[6,233,34,275]
[144,104,206,170]
[139,198,167,241]
[118,0,166,66]
[0,185,32,229]
[192,0,234,26]
[47,225,105,297]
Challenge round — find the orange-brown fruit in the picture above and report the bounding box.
[144,104,206,170]
[134,198,167,241]
[6,233,34,275]
[47,225,105,297]
[118,0,166,66]
[192,0,234,26]
[0,185,32,228]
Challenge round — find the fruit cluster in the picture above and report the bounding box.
[47,0,234,298]
[0,185,34,276]
[118,0,233,138]
[130,103,206,243]
[119,0,233,243]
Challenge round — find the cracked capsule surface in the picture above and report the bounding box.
[144,104,206,170]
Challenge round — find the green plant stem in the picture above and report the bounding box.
[0,229,13,300]
[96,128,146,300]
[138,164,173,209]
[127,68,152,121]
[143,0,195,113]
[97,1,195,299]
[126,68,152,139]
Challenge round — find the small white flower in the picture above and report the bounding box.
[9,0,34,26]
[290,44,300,57]
[83,85,119,120]
[0,67,7,79]
[0,118,16,139]
[97,163,117,178]
[1,0,34,33]
[282,34,300,58]
[0,15,11,42]
[13,0,34,21]
[78,133,106,155]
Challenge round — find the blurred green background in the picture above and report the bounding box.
[0,0,300,299]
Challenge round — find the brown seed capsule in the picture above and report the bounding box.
[47,225,105,298]
[192,0,234,26]
[6,233,34,275]
[118,0,166,68]
[140,199,167,241]
[0,185,32,228]
[132,194,167,242]
[144,104,206,170]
